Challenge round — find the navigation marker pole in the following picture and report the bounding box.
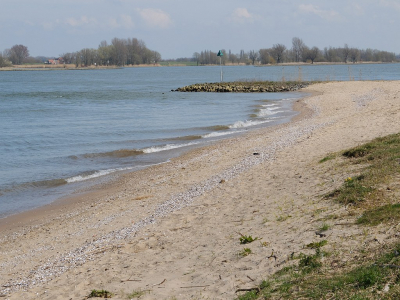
[217,50,223,82]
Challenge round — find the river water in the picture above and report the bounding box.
[1,64,399,218]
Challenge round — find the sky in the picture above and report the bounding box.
[1,0,399,59]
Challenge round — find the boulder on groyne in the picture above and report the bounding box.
[173,81,311,93]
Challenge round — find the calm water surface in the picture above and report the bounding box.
[1,64,399,218]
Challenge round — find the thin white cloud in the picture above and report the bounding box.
[350,3,365,16]
[42,22,53,30]
[299,4,339,21]
[379,0,400,11]
[230,8,256,24]
[108,14,135,29]
[65,16,97,27]
[137,8,172,29]
[120,14,135,29]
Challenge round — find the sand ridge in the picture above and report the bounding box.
[1,81,400,299]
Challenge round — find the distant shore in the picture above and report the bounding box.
[0,61,398,71]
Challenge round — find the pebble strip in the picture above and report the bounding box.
[353,88,383,109]
[1,100,333,295]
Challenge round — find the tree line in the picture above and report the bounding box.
[0,37,161,67]
[190,37,398,65]
[1,36,398,68]
[62,38,161,67]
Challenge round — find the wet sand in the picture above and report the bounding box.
[1,81,400,299]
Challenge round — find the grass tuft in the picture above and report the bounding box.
[126,289,149,298]
[238,248,252,257]
[319,153,335,163]
[239,235,259,244]
[88,289,113,298]
[357,203,400,226]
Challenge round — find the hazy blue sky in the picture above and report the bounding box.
[1,0,399,59]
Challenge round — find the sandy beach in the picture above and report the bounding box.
[1,81,400,299]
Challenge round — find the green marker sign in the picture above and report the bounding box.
[217,50,223,57]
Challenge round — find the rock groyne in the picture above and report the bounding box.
[173,81,312,93]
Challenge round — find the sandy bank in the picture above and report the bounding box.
[1,81,400,299]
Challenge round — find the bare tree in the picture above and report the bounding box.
[259,49,271,64]
[292,37,306,62]
[152,51,161,64]
[350,48,360,63]
[8,44,29,65]
[271,44,286,63]
[0,53,12,67]
[192,52,200,65]
[111,38,127,66]
[239,49,248,64]
[305,46,320,64]
[248,50,258,65]
[342,44,350,63]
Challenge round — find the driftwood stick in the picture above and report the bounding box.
[180,285,210,289]
[120,276,141,283]
[247,275,255,282]
[235,287,260,293]
[153,279,166,286]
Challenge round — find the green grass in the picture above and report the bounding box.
[357,203,400,226]
[239,235,259,244]
[237,243,400,299]
[306,240,328,249]
[325,133,400,207]
[326,175,374,205]
[88,289,113,298]
[319,153,336,163]
[238,248,252,257]
[319,223,330,231]
[126,289,149,298]
[236,134,400,299]
[276,214,291,222]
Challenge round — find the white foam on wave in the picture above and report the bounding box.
[229,120,271,129]
[143,142,200,153]
[257,108,284,117]
[66,167,134,183]
[203,130,245,138]
[262,105,280,110]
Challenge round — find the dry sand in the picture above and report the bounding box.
[1,81,400,299]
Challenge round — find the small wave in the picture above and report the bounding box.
[82,149,144,159]
[143,142,200,153]
[1,178,68,195]
[202,130,245,138]
[204,125,230,131]
[167,135,202,141]
[229,120,271,128]
[281,97,298,101]
[66,167,134,183]
[257,108,284,117]
[262,106,280,110]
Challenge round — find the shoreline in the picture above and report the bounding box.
[0,94,308,232]
[1,81,400,299]
[0,92,303,226]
